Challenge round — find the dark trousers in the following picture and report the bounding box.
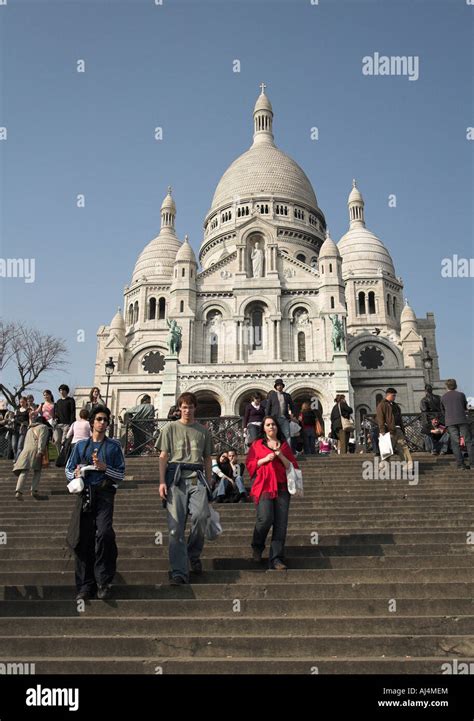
[252,488,290,566]
[303,427,316,454]
[447,423,474,467]
[74,488,117,592]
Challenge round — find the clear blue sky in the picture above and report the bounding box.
[1,0,473,402]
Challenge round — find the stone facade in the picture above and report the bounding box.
[76,86,441,431]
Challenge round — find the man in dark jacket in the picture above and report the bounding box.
[54,384,76,453]
[66,406,125,601]
[265,379,295,444]
[441,379,473,470]
[376,388,413,467]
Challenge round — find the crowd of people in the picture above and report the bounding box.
[0,376,472,599]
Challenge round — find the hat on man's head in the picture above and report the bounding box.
[274,379,285,389]
[386,387,397,395]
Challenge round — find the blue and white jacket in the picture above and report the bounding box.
[65,437,125,488]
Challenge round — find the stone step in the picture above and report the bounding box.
[2,548,472,567]
[1,525,472,540]
[0,595,474,620]
[0,559,473,578]
[1,521,471,533]
[1,634,472,658]
[1,569,473,586]
[1,616,473,637]
[1,656,465,674]
[2,539,470,557]
[2,597,472,617]
[2,581,473,601]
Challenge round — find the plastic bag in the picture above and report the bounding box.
[205,506,223,541]
[379,432,394,461]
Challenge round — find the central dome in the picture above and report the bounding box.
[210,144,319,212]
[207,86,319,216]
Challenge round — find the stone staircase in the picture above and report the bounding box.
[0,455,473,674]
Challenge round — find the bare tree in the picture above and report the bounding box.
[0,321,68,408]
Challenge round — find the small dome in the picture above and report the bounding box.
[318,230,340,259]
[110,309,125,331]
[176,235,197,263]
[161,186,176,213]
[401,300,417,323]
[348,179,363,204]
[254,90,273,114]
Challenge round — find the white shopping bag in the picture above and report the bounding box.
[379,432,394,461]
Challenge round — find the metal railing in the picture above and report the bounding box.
[122,416,245,457]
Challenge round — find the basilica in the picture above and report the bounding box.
[76,85,441,430]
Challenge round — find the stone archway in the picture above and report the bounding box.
[235,388,269,417]
[193,390,222,418]
[290,387,324,417]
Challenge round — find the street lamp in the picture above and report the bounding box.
[423,350,433,385]
[104,356,116,409]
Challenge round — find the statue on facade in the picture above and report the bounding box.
[251,241,264,278]
[328,314,345,352]
[166,318,182,356]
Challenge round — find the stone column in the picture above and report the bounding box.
[158,355,179,417]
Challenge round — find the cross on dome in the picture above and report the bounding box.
[259,82,267,94]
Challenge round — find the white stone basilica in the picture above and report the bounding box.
[76,85,441,430]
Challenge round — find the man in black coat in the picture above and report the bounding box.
[265,379,295,445]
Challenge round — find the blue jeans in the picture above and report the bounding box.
[165,471,210,581]
[447,423,474,467]
[213,475,246,499]
[277,416,291,445]
[425,432,449,454]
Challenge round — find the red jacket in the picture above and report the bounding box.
[246,438,298,504]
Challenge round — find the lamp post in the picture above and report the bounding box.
[104,356,115,409]
[423,350,433,386]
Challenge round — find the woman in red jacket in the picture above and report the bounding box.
[246,415,298,570]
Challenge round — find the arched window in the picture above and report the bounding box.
[158,297,166,320]
[296,253,306,263]
[181,267,185,277]
[321,265,324,274]
[148,297,156,320]
[180,300,184,313]
[330,296,335,309]
[358,292,366,315]
[368,291,376,314]
[128,304,133,325]
[329,263,333,273]
[392,297,396,317]
[386,294,391,315]
[251,308,263,350]
[210,337,218,363]
[375,393,384,407]
[133,301,139,324]
[297,331,306,361]
[359,407,368,425]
